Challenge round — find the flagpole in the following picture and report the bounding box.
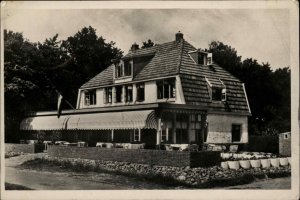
[55,90,75,109]
[43,74,75,110]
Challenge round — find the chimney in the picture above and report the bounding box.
[131,43,139,51]
[175,31,183,41]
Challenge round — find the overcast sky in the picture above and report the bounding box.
[2,7,290,70]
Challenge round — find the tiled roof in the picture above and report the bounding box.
[80,38,250,114]
[80,65,114,89]
[133,41,182,81]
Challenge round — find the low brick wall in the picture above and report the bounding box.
[47,145,220,167]
[5,143,45,154]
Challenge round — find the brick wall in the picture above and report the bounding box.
[5,143,45,153]
[47,145,220,167]
[279,132,291,156]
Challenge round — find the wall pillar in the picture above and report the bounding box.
[187,114,192,143]
[132,83,137,103]
[200,113,207,144]
[156,118,162,145]
[111,129,114,142]
[112,87,116,104]
[122,85,126,103]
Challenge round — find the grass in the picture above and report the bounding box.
[5,183,33,190]
[20,158,291,189]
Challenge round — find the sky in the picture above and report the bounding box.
[2,5,291,70]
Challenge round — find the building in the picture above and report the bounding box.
[20,32,251,149]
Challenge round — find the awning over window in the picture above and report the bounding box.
[20,110,157,130]
[205,77,225,88]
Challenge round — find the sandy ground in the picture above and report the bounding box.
[5,153,291,190]
[5,153,172,190]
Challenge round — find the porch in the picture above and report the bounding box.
[20,103,208,149]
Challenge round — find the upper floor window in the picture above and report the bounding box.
[205,77,226,102]
[212,87,226,101]
[136,83,145,102]
[115,86,123,103]
[84,90,96,106]
[124,61,132,76]
[189,51,213,65]
[115,60,132,78]
[125,85,133,102]
[157,78,176,99]
[103,87,112,104]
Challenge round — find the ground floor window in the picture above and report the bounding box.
[161,128,169,143]
[232,124,241,142]
[134,129,141,142]
[176,129,188,144]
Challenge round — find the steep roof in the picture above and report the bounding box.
[80,38,250,114]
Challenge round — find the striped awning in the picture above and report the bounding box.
[20,110,157,130]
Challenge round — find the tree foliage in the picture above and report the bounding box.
[141,39,155,49]
[4,27,123,142]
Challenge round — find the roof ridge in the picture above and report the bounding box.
[176,39,184,74]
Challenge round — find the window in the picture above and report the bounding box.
[124,61,132,76]
[125,85,133,102]
[212,87,222,101]
[84,90,96,106]
[221,88,226,101]
[115,60,132,78]
[134,129,141,142]
[207,56,212,65]
[116,64,123,78]
[136,83,145,102]
[198,53,205,65]
[161,129,169,142]
[157,78,176,99]
[232,124,241,142]
[104,87,112,103]
[115,86,122,103]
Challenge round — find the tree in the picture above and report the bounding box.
[4,27,124,142]
[141,39,155,49]
[61,26,123,79]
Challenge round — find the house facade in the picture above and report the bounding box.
[20,32,251,148]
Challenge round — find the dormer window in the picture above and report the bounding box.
[84,89,96,106]
[189,50,213,65]
[115,60,132,78]
[205,77,226,102]
[212,87,226,101]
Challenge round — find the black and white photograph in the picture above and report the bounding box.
[1,1,299,200]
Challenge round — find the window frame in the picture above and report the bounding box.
[156,78,176,100]
[104,87,112,104]
[231,124,242,142]
[136,83,145,102]
[115,86,123,103]
[84,89,97,106]
[125,85,133,102]
[133,129,141,142]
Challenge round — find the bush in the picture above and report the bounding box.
[240,136,278,154]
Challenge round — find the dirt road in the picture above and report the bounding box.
[5,154,172,190]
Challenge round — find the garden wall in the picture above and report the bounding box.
[47,145,221,168]
[5,143,45,153]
